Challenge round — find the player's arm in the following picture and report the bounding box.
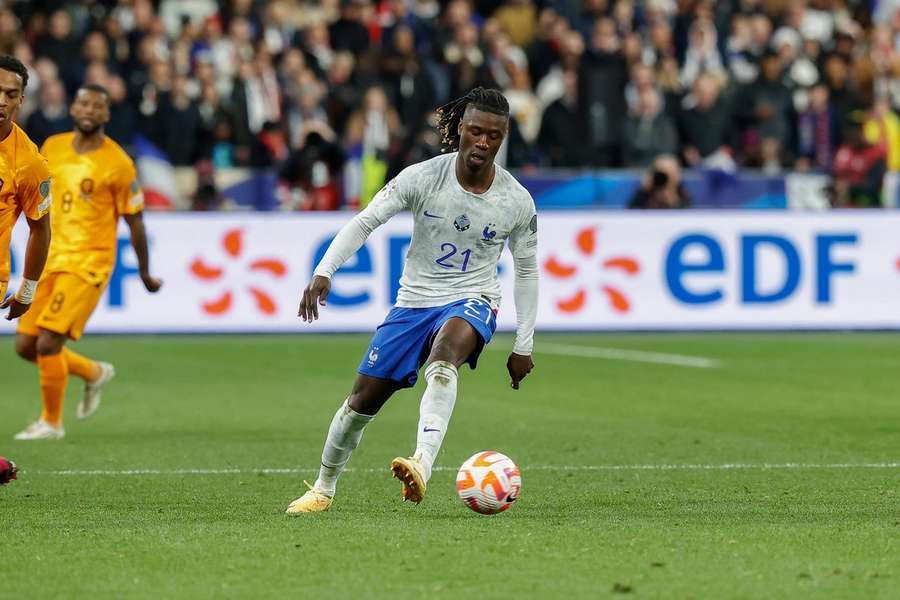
[300,173,413,322]
[506,211,539,390]
[123,212,162,293]
[2,213,50,320]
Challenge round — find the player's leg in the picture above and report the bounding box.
[391,317,479,502]
[60,277,113,419]
[14,333,37,363]
[414,316,479,471]
[14,328,68,440]
[41,273,111,419]
[288,307,429,514]
[14,277,66,440]
[286,375,401,514]
[314,375,401,491]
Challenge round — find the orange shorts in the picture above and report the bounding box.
[0,281,7,302]
[17,272,105,341]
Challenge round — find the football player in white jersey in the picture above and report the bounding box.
[287,88,538,514]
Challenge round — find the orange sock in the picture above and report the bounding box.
[38,352,68,426]
[64,348,100,382]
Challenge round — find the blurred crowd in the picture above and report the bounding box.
[6,0,900,208]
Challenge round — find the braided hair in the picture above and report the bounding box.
[435,87,509,153]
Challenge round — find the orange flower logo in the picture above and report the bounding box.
[189,229,287,316]
[544,227,640,314]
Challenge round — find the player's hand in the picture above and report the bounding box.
[141,273,163,293]
[1,295,31,320]
[506,353,534,390]
[299,275,331,322]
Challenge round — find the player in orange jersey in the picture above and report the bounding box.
[13,83,162,440]
[0,56,52,321]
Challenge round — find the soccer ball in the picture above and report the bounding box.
[455,451,521,515]
[0,456,17,485]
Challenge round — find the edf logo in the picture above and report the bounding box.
[665,233,857,304]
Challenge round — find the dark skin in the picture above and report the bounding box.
[299,105,534,413]
[14,88,162,360]
[0,68,51,320]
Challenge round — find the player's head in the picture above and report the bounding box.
[71,83,111,136]
[0,55,29,127]
[436,87,509,172]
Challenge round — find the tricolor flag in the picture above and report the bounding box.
[133,135,179,210]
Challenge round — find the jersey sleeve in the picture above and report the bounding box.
[507,192,538,260]
[17,154,52,221]
[313,163,421,278]
[113,160,144,215]
[508,191,539,355]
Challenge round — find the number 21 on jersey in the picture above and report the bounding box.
[435,243,472,272]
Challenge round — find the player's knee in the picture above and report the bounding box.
[428,338,462,365]
[35,332,66,357]
[429,333,475,367]
[347,392,379,416]
[14,336,37,362]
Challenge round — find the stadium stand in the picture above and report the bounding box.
[7,0,899,209]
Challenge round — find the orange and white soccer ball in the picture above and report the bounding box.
[456,451,521,515]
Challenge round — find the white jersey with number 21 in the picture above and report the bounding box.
[315,152,538,309]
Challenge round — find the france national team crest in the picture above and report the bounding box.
[367,346,380,367]
[454,214,470,231]
[481,223,497,241]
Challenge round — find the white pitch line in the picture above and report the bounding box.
[532,343,721,369]
[28,463,900,476]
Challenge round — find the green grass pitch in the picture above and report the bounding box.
[1,333,898,598]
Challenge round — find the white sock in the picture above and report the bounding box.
[313,399,375,496]
[413,360,458,481]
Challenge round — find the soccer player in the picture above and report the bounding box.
[287,88,538,514]
[0,56,52,322]
[13,83,162,441]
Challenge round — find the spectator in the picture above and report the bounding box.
[677,72,732,167]
[628,154,691,209]
[329,0,372,56]
[106,75,138,146]
[680,17,726,88]
[734,51,792,170]
[35,10,81,91]
[380,25,436,140]
[279,124,347,211]
[579,17,628,166]
[795,83,841,171]
[444,21,485,100]
[161,74,202,166]
[191,160,226,211]
[344,85,402,207]
[286,82,331,150]
[624,87,679,168]
[831,119,887,207]
[504,63,542,145]
[325,51,361,137]
[25,78,73,148]
[863,97,900,171]
[525,8,563,89]
[494,0,537,48]
[822,53,863,129]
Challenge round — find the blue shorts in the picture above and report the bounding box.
[358,297,498,388]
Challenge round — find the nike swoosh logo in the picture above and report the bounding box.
[423,211,443,219]
[422,427,441,432]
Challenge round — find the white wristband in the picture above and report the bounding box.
[14,279,38,304]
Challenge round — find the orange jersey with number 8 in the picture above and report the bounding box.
[41,133,144,286]
[0,123,52,285]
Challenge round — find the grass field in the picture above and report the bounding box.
[1,333,898,599]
